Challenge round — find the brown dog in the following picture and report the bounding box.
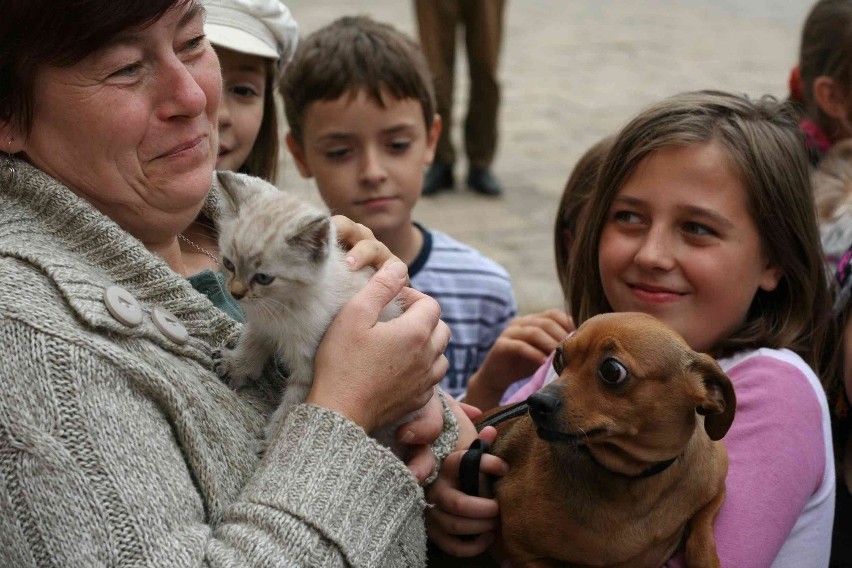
[476,312,735,568]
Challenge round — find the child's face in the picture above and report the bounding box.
[597,142,781,354]
[287,88,440,238]
[215,47,268,172]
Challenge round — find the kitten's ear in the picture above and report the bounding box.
[291,214,332,263]
[215,171,276,220]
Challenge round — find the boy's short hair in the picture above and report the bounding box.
[280,15,436,144]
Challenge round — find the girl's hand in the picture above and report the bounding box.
[333,215,401,272]
[309,261,450,433]
[425,426,508,557]
[465,309,573,410]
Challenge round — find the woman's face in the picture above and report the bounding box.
[215,48,268,173]
[17,1,221,243]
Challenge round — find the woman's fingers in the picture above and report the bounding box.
[405,444,436,484]
[397,393,442,445]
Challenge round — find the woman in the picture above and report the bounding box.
[0,1,456,565]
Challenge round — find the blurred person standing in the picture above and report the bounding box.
[415,0,506,196]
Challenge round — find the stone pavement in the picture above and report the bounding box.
[280,0,812,315]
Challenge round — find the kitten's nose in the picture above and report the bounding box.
[229,281,247,300]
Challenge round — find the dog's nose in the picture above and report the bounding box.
[528,392,562,418]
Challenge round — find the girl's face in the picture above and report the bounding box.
[598,142,781,354]
[215,47,268,172]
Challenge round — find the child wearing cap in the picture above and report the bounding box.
[281,16,518,398]
[204,0,299,182]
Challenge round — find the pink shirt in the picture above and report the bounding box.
[506,348,834,567]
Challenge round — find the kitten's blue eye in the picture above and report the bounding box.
[253,273,275,285]
[222,257,235,271]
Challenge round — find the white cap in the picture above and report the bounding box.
[204,0,299,72]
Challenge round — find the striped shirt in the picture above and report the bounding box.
[410,223,517,397]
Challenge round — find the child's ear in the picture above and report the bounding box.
[813,76,849,120]
[285,132,314,179]
[758,259,782,292]
[424,114,442,165]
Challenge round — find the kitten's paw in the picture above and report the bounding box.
[212,347,231,377]
[213,348,251,390]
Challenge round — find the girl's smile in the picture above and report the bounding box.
[598,142,782,354]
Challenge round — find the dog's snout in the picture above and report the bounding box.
[529,392,562,418]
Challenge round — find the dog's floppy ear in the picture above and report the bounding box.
[552,344,565,375]
[691,354,737,441]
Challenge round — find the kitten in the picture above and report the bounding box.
[212,171,409,449]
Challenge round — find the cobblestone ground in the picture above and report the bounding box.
[279,0,812,314]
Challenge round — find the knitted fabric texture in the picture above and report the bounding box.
[0,158,457,567]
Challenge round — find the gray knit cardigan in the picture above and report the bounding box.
[0,158,458,567]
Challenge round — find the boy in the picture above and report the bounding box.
[280,16,517,398]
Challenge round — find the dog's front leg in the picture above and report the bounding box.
[683,488,725,568]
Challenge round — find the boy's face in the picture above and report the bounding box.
[287,88,440,238]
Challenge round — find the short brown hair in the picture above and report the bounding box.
[798,0,852,133]
[569,91,829,368]
[280,16,436,145]
[0,0,190,136]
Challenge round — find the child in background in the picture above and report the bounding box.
[463,137,612,411]
[280,16,517,398]
[427,91,835,567]
[176,0,299,322]
[790,0,852,166]
[822,245,852,566]
[814,140,852,271]
[205,0,299,182]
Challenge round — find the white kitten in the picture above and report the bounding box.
[213,171,411,450]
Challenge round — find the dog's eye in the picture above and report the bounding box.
[599,358,629,385]
[553,346,565,374]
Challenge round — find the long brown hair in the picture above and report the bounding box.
[238,60,279,183]
[553,136,613,304]
[569,91,829,368]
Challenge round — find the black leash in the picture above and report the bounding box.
[460,401,529,497]
[457,402,528,542]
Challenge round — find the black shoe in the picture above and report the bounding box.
[467,166,503,196]
[423,162,454,196]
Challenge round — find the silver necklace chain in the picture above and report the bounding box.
[178,233,219,267]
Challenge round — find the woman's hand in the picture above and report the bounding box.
[309,261,450,433]
[425,426,508,557]
[396,393,443,484]
[465,309,573,411]
[333,215,401,272]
